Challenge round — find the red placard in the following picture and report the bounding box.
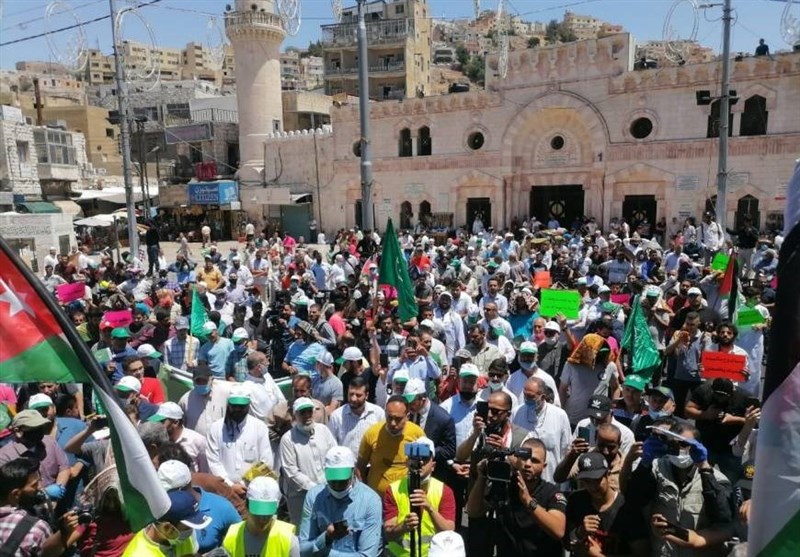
[610,293,631,306]
[102,309,133,328]
[701,351,748,381]
[56,282,85,303]
[533,271,552,288]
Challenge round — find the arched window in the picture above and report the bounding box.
[740,95,768,136]
[418,126,431,156]
[705,196,717,216]
[736,195,760,229]
[419,200,432,228]
[398,128,412,157]
[400,201,413,230]
[707,100,733,138]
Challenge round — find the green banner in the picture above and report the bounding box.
[737,308,766,328]
[539,289,581,319]
[711,252,730,271]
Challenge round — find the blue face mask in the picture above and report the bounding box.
[649,410,668,420]
[194,384,210,396]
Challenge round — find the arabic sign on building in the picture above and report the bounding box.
[188,180,239,205]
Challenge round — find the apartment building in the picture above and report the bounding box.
[321,0,432,100]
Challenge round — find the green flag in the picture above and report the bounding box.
[190,286,210,337]
[620,295,661,380]
[378,219,418,322]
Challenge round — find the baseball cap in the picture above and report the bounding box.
[11,409,51,429]
[429,532,466,557]
[622,374,648,393]
[111,327,130,339]
[324,446,356,482]
[645,285,662,298]
[392,368,410,384]
[316,351,334,367]
[175,317,190,330]
[192,363,213,380]
[227,384,251,406]
[136,343,162,359]
[162,490,212,529]
[737,460,755,491]
[27,393,53,410]
[403,378,426,403]
[158,460,192,490]
[687,287,702,296]
[293,397,315,413]
[587,395,612,420]
[201,321,217,334]
[247,477,281,516]
[646,386,675,401]
[598,285,611,294]
[115,376,141,394]
[711,378,734,396]
[99,320,114,330]
[519,341,538,355]
[148,401,184,423]
[544,321,561,333]
[458,363,480,378]
[342,347,363,361]
[454,349,472,360]
[419,319,435,330]
[231,327,249,342]
[576,277,588,286]
[576,452,609,480]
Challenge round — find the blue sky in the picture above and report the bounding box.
[0,0,794,70]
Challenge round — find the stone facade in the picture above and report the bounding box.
[0,107,41,197]
[235,33,800,234]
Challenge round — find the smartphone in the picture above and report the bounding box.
[476,401,489,421]
[664,520,690,542]
[745,397,761,409]
[333,519,348,530]
[577,426,591,443]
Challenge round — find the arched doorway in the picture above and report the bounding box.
[419,200,432,228]
[735,195,760,229]
[400,201,413,230]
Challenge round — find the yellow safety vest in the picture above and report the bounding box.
[386,477,445,557]
[222,519,296,557]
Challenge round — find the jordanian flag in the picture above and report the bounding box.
[620,296,661,380]
[748,160,800,557]
[0,236,170,531]
[379,218,418,322]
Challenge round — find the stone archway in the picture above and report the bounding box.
[453,170,504,228]
[605,162,675,226]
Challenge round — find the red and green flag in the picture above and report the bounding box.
[0,236,170,531]
[378,218,418,322]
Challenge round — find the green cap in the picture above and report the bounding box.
[325,467,354,482]
[248,500,278,516]
[623,374,648,392]
[111,327,130,339]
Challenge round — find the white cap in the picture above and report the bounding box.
[687,287,703,296]
[202,321,217,333]
[115,375,141,393]
[544,321,561,333]
[342,347,363,361]
[158,460,192,491]
[28,393,53,410]
[458,363,480,378]
[419,319,435,329]
[324,446,356,481]
[429,532,466,557]
[393,368,410,383]
[403,378,426,401]
[598,285,611,294]
[519,341,538,354]
[136,343,161,358]
[247,476,281,516]
[417,436,436,458]
[316,351,334,367]
[231,327,249,342]
[576,277,587,285]
[293,397,315,413]
[149,401,184,422]
[227,384,252,405]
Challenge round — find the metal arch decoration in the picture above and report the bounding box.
[278,0,301,36]
[205,17,228,71]
[115,6,161,92]
[331,0,343,23]
[780,0,800,47]
[495,0,509,79]
[661,0,700,65]
[44,1,89,72]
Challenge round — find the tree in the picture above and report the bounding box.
[304,40,323,58]
[545,19,560,44]
[558,23,578,43]
[528,36,541,48]
[455,45,470,66]
[464,55,485,84]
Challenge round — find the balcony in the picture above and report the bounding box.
[321,19,413,47]
[224,10,285,40]
[324,60,406,77]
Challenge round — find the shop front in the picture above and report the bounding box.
[184,180,241,241]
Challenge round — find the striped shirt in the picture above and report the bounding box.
[0,506,52,557]
[327,402,386,456]
[163,335,200,370]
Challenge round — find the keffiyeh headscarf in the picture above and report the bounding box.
[567,333,615,367]
[509,289,539,315]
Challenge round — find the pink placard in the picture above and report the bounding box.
[56,282,85,303]
[102,309,133,328]
[610,293,631,305]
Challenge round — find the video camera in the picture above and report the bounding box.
[480,446,532,508]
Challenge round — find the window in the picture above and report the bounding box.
[272,119,281,133]
[550,135,565,150]
[353,141,362,157]
[740,95,768,136]
[418,126,431,156]
[34,129,76,165]
[395,4,404,14]
[707,100,733,138]
[106,128,115,138]
[467,131,485,150]
[630,117,653,139]
[16,141,29,164]
[399,128,412,157]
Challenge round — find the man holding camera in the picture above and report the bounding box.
[383,437,456,557]
[466,437,566,557]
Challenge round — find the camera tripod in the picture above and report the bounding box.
[407,459,424,557]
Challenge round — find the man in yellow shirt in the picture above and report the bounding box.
[222,476,300,557]
[197,256,225,291]
[357,395,425,496]
[122,490,211,557]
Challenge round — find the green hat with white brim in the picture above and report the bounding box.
[247,476,281,516]
[324,446,356,482]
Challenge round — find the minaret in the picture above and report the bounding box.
[225,0,286,173]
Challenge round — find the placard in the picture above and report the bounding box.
[736,308,766,328]
[711,252,729,271]
[610,293,631,305]
[533,271,552,288]
[56,282,85,303]
[539,289,581,319]
[102,309,133,328]
[701,351,747,381]
[92,348,112,364]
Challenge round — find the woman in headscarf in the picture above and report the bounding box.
[507,288,540,339]
[558,333,619,427]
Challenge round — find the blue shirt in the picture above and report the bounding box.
[56,417,88,466]
[193,487,241,552]
[198,337,235,378]
[299,481,382,557]
[386,356,441,384]
[110,346,138,382]
[440,393,479,447]
[285,341,325,379]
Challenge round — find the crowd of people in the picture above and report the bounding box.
[0,209,782,557]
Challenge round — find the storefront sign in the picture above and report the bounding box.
[188,181,239,205]
[164,122,212,144]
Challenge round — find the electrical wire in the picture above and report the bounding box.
[0,0,107,33]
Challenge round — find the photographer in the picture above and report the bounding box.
[0,457,81,557]
[383,437,456,557]
[466,438,566,557]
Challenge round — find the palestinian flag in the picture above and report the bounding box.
[620,296,661,380]
[0,235,170,531]
[718,248,739,321]
[379,218,418,322]
[748,160,800,557]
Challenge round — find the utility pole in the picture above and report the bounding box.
[109,0,139,258]
[715,0,733,230]
[356,0,374,231]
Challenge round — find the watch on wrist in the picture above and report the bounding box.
[447,459,455,467]
[527,498,539,511]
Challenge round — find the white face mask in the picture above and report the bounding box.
[519,360,536,371]
[667,453,693,469]
[488,381,504,392]
[327,485,352,499]
[545,336,558,346]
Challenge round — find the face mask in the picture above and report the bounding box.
[22,430,46,445]
[459,390,477,401]
[667,453,693,469]
[649,410,669,420]
[328,485,352,500]
[193,384,210,396]
[488,380,504,392]
[545,336,558,346]
[177,530,193,542]
[519,360,536,371]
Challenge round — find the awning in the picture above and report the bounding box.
[15,201,61,214]
[52,200,84,218]
[291,193,313,204]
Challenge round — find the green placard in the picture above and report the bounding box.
[711,252,730,271]
[539,289,581,319]
[92,348,112,364]
[737,308,766,328]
